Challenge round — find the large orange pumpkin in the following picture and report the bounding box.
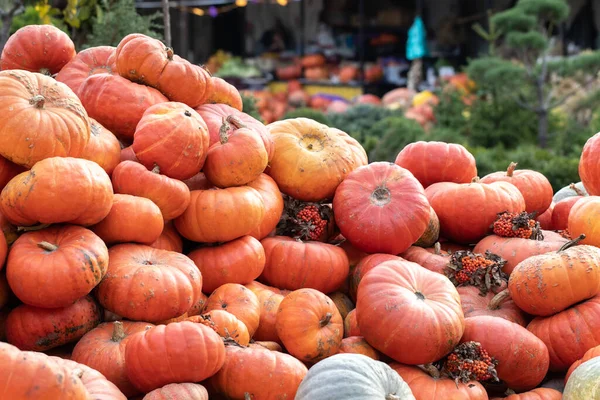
[124,321,225,393]
[0,25,75,74]
[143,383,209,400]
[349,253,402,302]
[55,45,116,96]
[149,221,183,253]
[260,236,349,294]
[491,388,562,400]
[115,33,212,108]
[6,225,108,309]
[53,357,127,400]
[82,119,122,176]
[204,283,261,336]
[0,70,90,168]
[132,102,210,180]
[266,118,367,202]
[0,157,114,227]
[187,310,250,346]
[333,162,430,254]
[276,288,343,363]
[112,161,191,221]
[78,73,168,140]
[0,236,6,273]
[579,131,600,195]
[400,244,451,275]
[203,76,243,111]
[247,174,284,240]
[245,281,288,343]
[568,196,600,247]
[458,286,528,326]
[338,336,379,360]
[96,244,202,322]
[0,156,24,192]
[356,259,465,365]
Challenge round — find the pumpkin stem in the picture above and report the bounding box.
[559,234,586,252]
[569,183,585,197]
[226,114,247,129]
[200,64,213,76]
[165,47,174,60]
[219,118,231,144]
[420,363,441,379]
[111,321,126,342]
[370,186,392,206]
[37,241,58,252]
[488,289,511,310]
[18,223,51,232]
[506,162,518,177]
[71,368,84,379]
[151,164,161,174]
[385,395,400,400]
[471,176,480,183]
[434,242,442,255]
[39,68,52,76]
[319,312,332,328]
[505,389,517,396]
[30,95,46,109]
[244,393,252,400]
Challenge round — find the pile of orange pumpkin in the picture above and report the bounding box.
[1,24,600,400]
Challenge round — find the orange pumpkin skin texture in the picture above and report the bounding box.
[400,245,451,275]
[55,46,116,96]
[149,222,183,253]
[187,310,250,346]
[527,295,600,371]
[5,295,102,351]
[115,34,212,108]
[132,102,210,180]
[0,156,25,191]
[71,321,153,397]
[204,283,261,337]
[143,383,209,400]
[54,357,127,400]
[338,336,379,360]
[246,283,286,342]
[111,161,191,221]
[260,236,349,294]
[0,25,75,74]
[508,244,600,316]
[276,288,343,363]
[565,344,600,383]
[579,132,600,195]
[183,172,213,191]
[426,180,526,244]
[91,194,164,245]
[349,253,401,302]
[473,231,567,275]
[458,286,528,326]
[391,363,488,400]
[0,232,6,272]
[333,162,430,255]
[491,388,562,400]
[536,202,554,230]
[124,321,226,393]
[568,196,600,246]
[356,260,465,365]
[82,119,122,176]
[188,235,265,294]
[97,244,202,322]
[330,291,354,320]
[394,141,477,188]
[247,174,284,240]
[344,308,361,337]
[188,291,209,317]
[6,225,108,309]
[210,345,308,399]
[0,342,89,400]
[0,157,113,227]
[266,118,368,202]
[552,196,583,230]
[174,186,265,243]
[0,70,90,168]
[203,77,243,111]
[79,73,168,140]
[481,163,553,216]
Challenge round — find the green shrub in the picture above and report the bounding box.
[241,92,263,122]
[328,105,397,142]
[283,108,331,126]
[368,117,426,162]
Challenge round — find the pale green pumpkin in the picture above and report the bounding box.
[563,356,600,400]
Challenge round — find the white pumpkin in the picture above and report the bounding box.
[295,353,415,400]
[553,182,587,203]
[563,356,600,400]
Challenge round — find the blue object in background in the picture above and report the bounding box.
[406,16,428,60]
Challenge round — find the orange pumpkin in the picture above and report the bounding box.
[0,70,90,168]
[115,33,212,108]
[301,54,326,68]
[579,131,600,195]
[329,292,354,320]
[338,336,379,360]
[187,310,250,346]
[204,283,261,337]
[149,222,183,253]
[53,357,127,399]
[0,156,25,192]
[203,76,243,111]
[245,281,287,343]
[338,65,359,83]
[247,174,284,240]
[565,344,600,383]
[349,253,402,302]
[132,102,210,180]
[568,196,600,247]
[304,67,329,80]
[344,309,360,337]
[491,388,562,400]
[266,118,367,202]
[458,286,528,326]
[143,383,209,400]
[81,118,121,176]
[0,157,113,227]
[400,244,451,275]
[55,46,116,96]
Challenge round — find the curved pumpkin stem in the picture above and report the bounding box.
[506,162,518,177]
[18,223,51,232]
[111,321,126,342]
[30,95,46,109]
[419,363,441,379]
[488,289,511,310]
[226,114,247,130]
[165,47,174,61]
[151,164,161,174]
[319,312,332,328]
[471,176,480,183]
[559,234,586,252]
[244,392,252,400]
[37,241,58,252]
[385,395,401,400]
[200,64,213,77]
[219,117,231,144]
[434,242,442,255]
[569,183,585,197]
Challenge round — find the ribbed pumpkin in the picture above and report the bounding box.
[96,244,202,322]
[111,161,191,221]
[566,345,600,383]
[458,286,528,326]
[552,184,586,230]
[349,254,403,302]
[0,156,24,191]
[394,141,477,188]
[6,225,108,308]
[188,310,250,346]
[338,336,380,360]
[82,119,122,176]
[508,241,600,316]
[330,292,354,320]
[143,383,209,400]
[295,353,415,400]
[537,202,554,229]
[124,321,225,393]
[344,309,361,337]
[0,25,75,74]
[5,295,102,351]
[71,321,153,397]
[426,179,526,244]
[245,281,288,342]
[266,118,367,202]
[1,157,113,227]
[562,357,600,400]
[115,33,212,108]
[276,288,343,363]
[333,162,430,255]
[357,259,465,365]
[568,196,600,247]
[491,388,562,400]
[203,77,243,111]
[132,102,210,180]
[0,70,90,168]
[579,131,600,195]
[91,194,164,245]
[461,316,550,391]
[53,357,127,400]
[400,244,451,275]
[55,45,116,96]
[209,344,308,399]
[149,222,183,253]
[260,236,349,294]
[204,283,261,337]
[78,73,168,140]
[247,174,284,240]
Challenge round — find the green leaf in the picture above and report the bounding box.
[492,8,536,32]
[506,31,548,52]
[516,0,570,23]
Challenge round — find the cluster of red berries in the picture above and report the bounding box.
[297,205,327,241]
[455,255,494,284]
[445,343,496,382]
[493,212,536,239]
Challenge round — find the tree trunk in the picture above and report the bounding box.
[162,0,171,47]
[538,110,548,148]
[0,0,25,53]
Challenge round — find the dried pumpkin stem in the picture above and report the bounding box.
[37,241,58,252]
[434,242,442,255]
[506,162,518,177]
[569,183,585,197]
[30,95,46,109]
[559,234,586,252]
[420,363,441,379]
[18,223,51,232]
[219,118,231,144]
[319,312,332,328]
[165,47,174,60]
[111,321,126,342]
[471,176,480,183]
[226,114,247,130]
[151,164,161,174]
[488,289,511,310]
[385,395,400,400]
[244,393,252,400]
